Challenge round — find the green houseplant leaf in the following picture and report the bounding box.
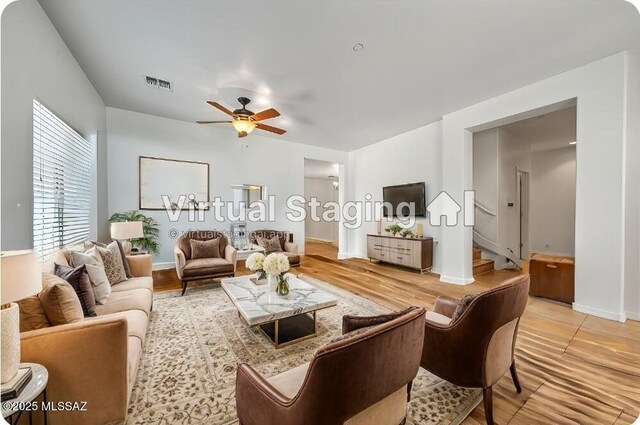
[109,211,160,255]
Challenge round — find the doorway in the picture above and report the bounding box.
[303,158,340,258]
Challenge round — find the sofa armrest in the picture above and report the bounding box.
[20,317,129,425]
[284,242,298,255]
[236,363,293,425]
[174,245,186,279]
[225,244,238,272]
[126,254,152,277]
[433,296,459,318]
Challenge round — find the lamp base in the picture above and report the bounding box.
[122,240,132,255]
[1,303,20,383]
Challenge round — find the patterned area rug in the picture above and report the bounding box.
[126,275,481,425]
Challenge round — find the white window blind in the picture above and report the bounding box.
[33,99,95,258]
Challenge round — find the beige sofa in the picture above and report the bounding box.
[19,249,153,425]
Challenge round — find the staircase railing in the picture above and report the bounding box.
[473,230,523,269]
[474,199,496,217]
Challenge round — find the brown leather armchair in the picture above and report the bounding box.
[249,229,300,267]
[174,231,237,295]
[236,307,426,425]
[421,275,530,425]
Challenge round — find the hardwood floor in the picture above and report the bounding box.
[153,240,640,425]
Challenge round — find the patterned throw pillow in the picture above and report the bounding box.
[96,242,128,285]
[256,236,282,254]
[190,238,221,259]
[450,293,480,323]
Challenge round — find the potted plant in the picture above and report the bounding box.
[385,224,403,237]
[401,229,413,238]
[263,253,291,296]
[109,211,160,255]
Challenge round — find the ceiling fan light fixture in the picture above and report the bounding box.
[232,117,257,134]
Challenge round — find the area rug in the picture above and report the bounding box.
[125,275,481,425]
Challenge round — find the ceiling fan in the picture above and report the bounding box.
[197,97,286,138]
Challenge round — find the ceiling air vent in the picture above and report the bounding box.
[144,75,173,92]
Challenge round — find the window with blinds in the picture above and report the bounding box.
[33,99,95,258]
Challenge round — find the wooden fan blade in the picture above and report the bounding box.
[256,123,286,135]
[207,101,235,117]
[238,131,248,138]
[251,108,280,121]
[196,120,232,124]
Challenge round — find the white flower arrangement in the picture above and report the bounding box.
[263,253,290,276]
[246,252,265,272]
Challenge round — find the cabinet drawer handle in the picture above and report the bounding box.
[397,256,403,260]
[546,264,557,269]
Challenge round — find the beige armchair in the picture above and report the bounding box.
[421,275,530,425]
[174,230,237,295]
[248,229,300,267]
[236,307,426,425]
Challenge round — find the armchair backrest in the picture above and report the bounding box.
[293,307,425,424]
[176,230,228,260]
[422,275,529,388]
[249,230,291,251]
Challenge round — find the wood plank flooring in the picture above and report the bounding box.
[153,239,640,425]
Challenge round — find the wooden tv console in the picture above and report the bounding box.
[367,234,433,274]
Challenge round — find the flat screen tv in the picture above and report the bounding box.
[383,182,426,217]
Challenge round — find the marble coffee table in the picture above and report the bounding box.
[221,274,337,348]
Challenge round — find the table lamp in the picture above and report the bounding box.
[1,250,42,383]
[110,221,144,254]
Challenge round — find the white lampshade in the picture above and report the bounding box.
[1,250,42,305]
[110,221,144,240]
[1,250,42,383]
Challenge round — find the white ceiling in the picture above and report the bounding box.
[501,106,577,152]
[304,158,339,180]
[39,0,640,151]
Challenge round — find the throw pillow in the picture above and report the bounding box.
[115,240,132,278]
[96,242,128,285]
[450,293,480,323]
[39,273,84,326]
[17,294,51,332]
[85,264,112,304]
[257,236,282,254]
[54,263,97,317]
[69,247,103,269]
[190,238,221,259]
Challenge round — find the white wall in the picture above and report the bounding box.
[497,128,531,256]
[530,146,576,256]
[347,121,442,273]
[441,52,630,321]
[624,49,640,320]
[472,129,499,243]
[304,178,338,243]
[106,107,347,266]
[1,0,108,249]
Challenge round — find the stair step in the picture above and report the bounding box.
[473,248,482,260]
[473,258,494,275]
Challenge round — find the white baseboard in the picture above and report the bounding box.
[573,303,627,322]
[626,311,640,321]
[439,275,475,285]
[306,237,338,244]
[153,262,175,271]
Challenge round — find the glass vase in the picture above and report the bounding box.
[275,274,290,297]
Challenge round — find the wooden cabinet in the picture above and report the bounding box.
[367,234,433,273]
[529,253,575,304]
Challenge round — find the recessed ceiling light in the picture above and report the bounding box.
[353,43,364,52]
[569,141,577,145]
